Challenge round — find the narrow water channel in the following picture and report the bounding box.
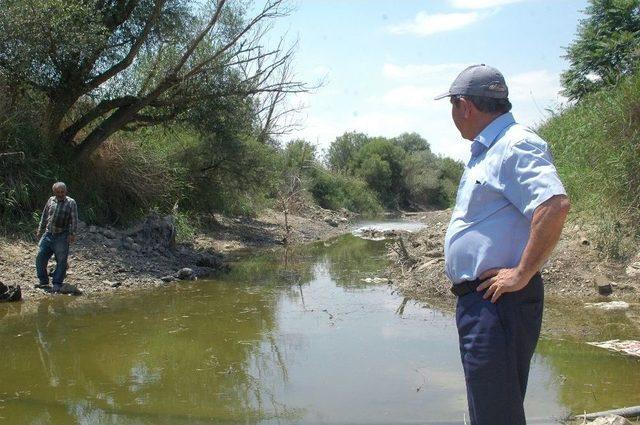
[1,225,639,424]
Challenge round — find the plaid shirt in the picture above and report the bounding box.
[38,196,78,235]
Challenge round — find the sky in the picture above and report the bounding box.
[271,0,589,162]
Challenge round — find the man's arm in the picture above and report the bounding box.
[36,199,49,238]
[476,194,570,303]
[69,200,78,244]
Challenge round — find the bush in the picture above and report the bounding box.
[308,167,382,213]
[73,136,182,225]
[324,131,463,211]
[173,210,197,244]
[0,87,60,235]
[0,86,182,229]
[175,133,282,217]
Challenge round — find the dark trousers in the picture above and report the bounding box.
[456,274,544,425]
[36,232,69,286]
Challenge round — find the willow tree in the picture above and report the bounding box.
[0,0,304,159]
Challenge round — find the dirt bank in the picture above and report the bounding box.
[0,204,353,308]
[385,210,640,339]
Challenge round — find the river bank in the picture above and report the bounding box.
[0,205,353,308]
[385,210,640,340]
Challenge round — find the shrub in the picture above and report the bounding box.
[73,136,182,225]
[308,167,382,213]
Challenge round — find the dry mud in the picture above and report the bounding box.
[385,210,640,339]
[0,204,353,311]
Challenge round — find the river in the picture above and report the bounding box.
[0,221,638,424]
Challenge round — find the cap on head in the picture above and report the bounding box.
[434,64,508,100]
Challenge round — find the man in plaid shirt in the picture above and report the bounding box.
[35,182,78,291]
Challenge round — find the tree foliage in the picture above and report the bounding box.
[541,68,640,259]
[0,0,313,226]
[0,0,305,159]
[561,0,640,100]
[307,167,382,213]
[324,131,463,210]
[353,138,405,207]
[282,139,316,172]
[326,132,368,173]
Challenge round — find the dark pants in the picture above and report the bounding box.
[36,232,69,286]
[456,274,544,425]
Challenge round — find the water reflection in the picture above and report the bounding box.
[536,338,640,415]
[1,279,294,423]
[226,235,387,290]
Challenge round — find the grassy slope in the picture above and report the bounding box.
[539,71,640,259]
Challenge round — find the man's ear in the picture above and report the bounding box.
[461,97,478,118]
[460,97,472,118]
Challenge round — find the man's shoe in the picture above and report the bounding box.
[35,283,51,289]
[51,284,62,293]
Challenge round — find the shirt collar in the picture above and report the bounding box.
[473,112,516,151]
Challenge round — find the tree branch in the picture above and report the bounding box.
[60,96,139,144]
[180,0,286,82]
[86,0,166,92]
[170,0,227,76]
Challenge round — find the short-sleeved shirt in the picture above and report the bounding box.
[444,113,566,284]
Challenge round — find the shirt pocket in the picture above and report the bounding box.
[465,180,503,220]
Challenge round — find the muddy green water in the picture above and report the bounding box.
[1,231,639,424]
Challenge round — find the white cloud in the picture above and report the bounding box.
[347,112,415,139]
[508,69,566,128]
[380,62,467,108]
[509,69,562,102]
[287,61,568,163]
[374,64,566,160]
[382,85,437,108]
[382,63,467,80]
[450,0,531,9]
[310,65,332,79]
[387,11,484,36]
[380,65,564,113]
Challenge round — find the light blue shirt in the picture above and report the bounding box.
[444,113,566,284]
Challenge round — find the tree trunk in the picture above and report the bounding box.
[73,82,172,160]
[45,101,72,144]
[45,86,84,146]
[72,105,138,160]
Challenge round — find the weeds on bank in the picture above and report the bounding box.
[540,71,640,260]
[173,211,198,244]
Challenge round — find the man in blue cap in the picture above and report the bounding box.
[436,65,570,425]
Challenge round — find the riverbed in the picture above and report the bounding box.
[1,224,639,424]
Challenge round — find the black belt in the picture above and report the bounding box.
[450,272,541,297]
[450,278,486,297]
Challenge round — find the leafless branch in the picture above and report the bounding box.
[170,0,227,76]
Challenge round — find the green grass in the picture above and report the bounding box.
[539,70,640,259]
